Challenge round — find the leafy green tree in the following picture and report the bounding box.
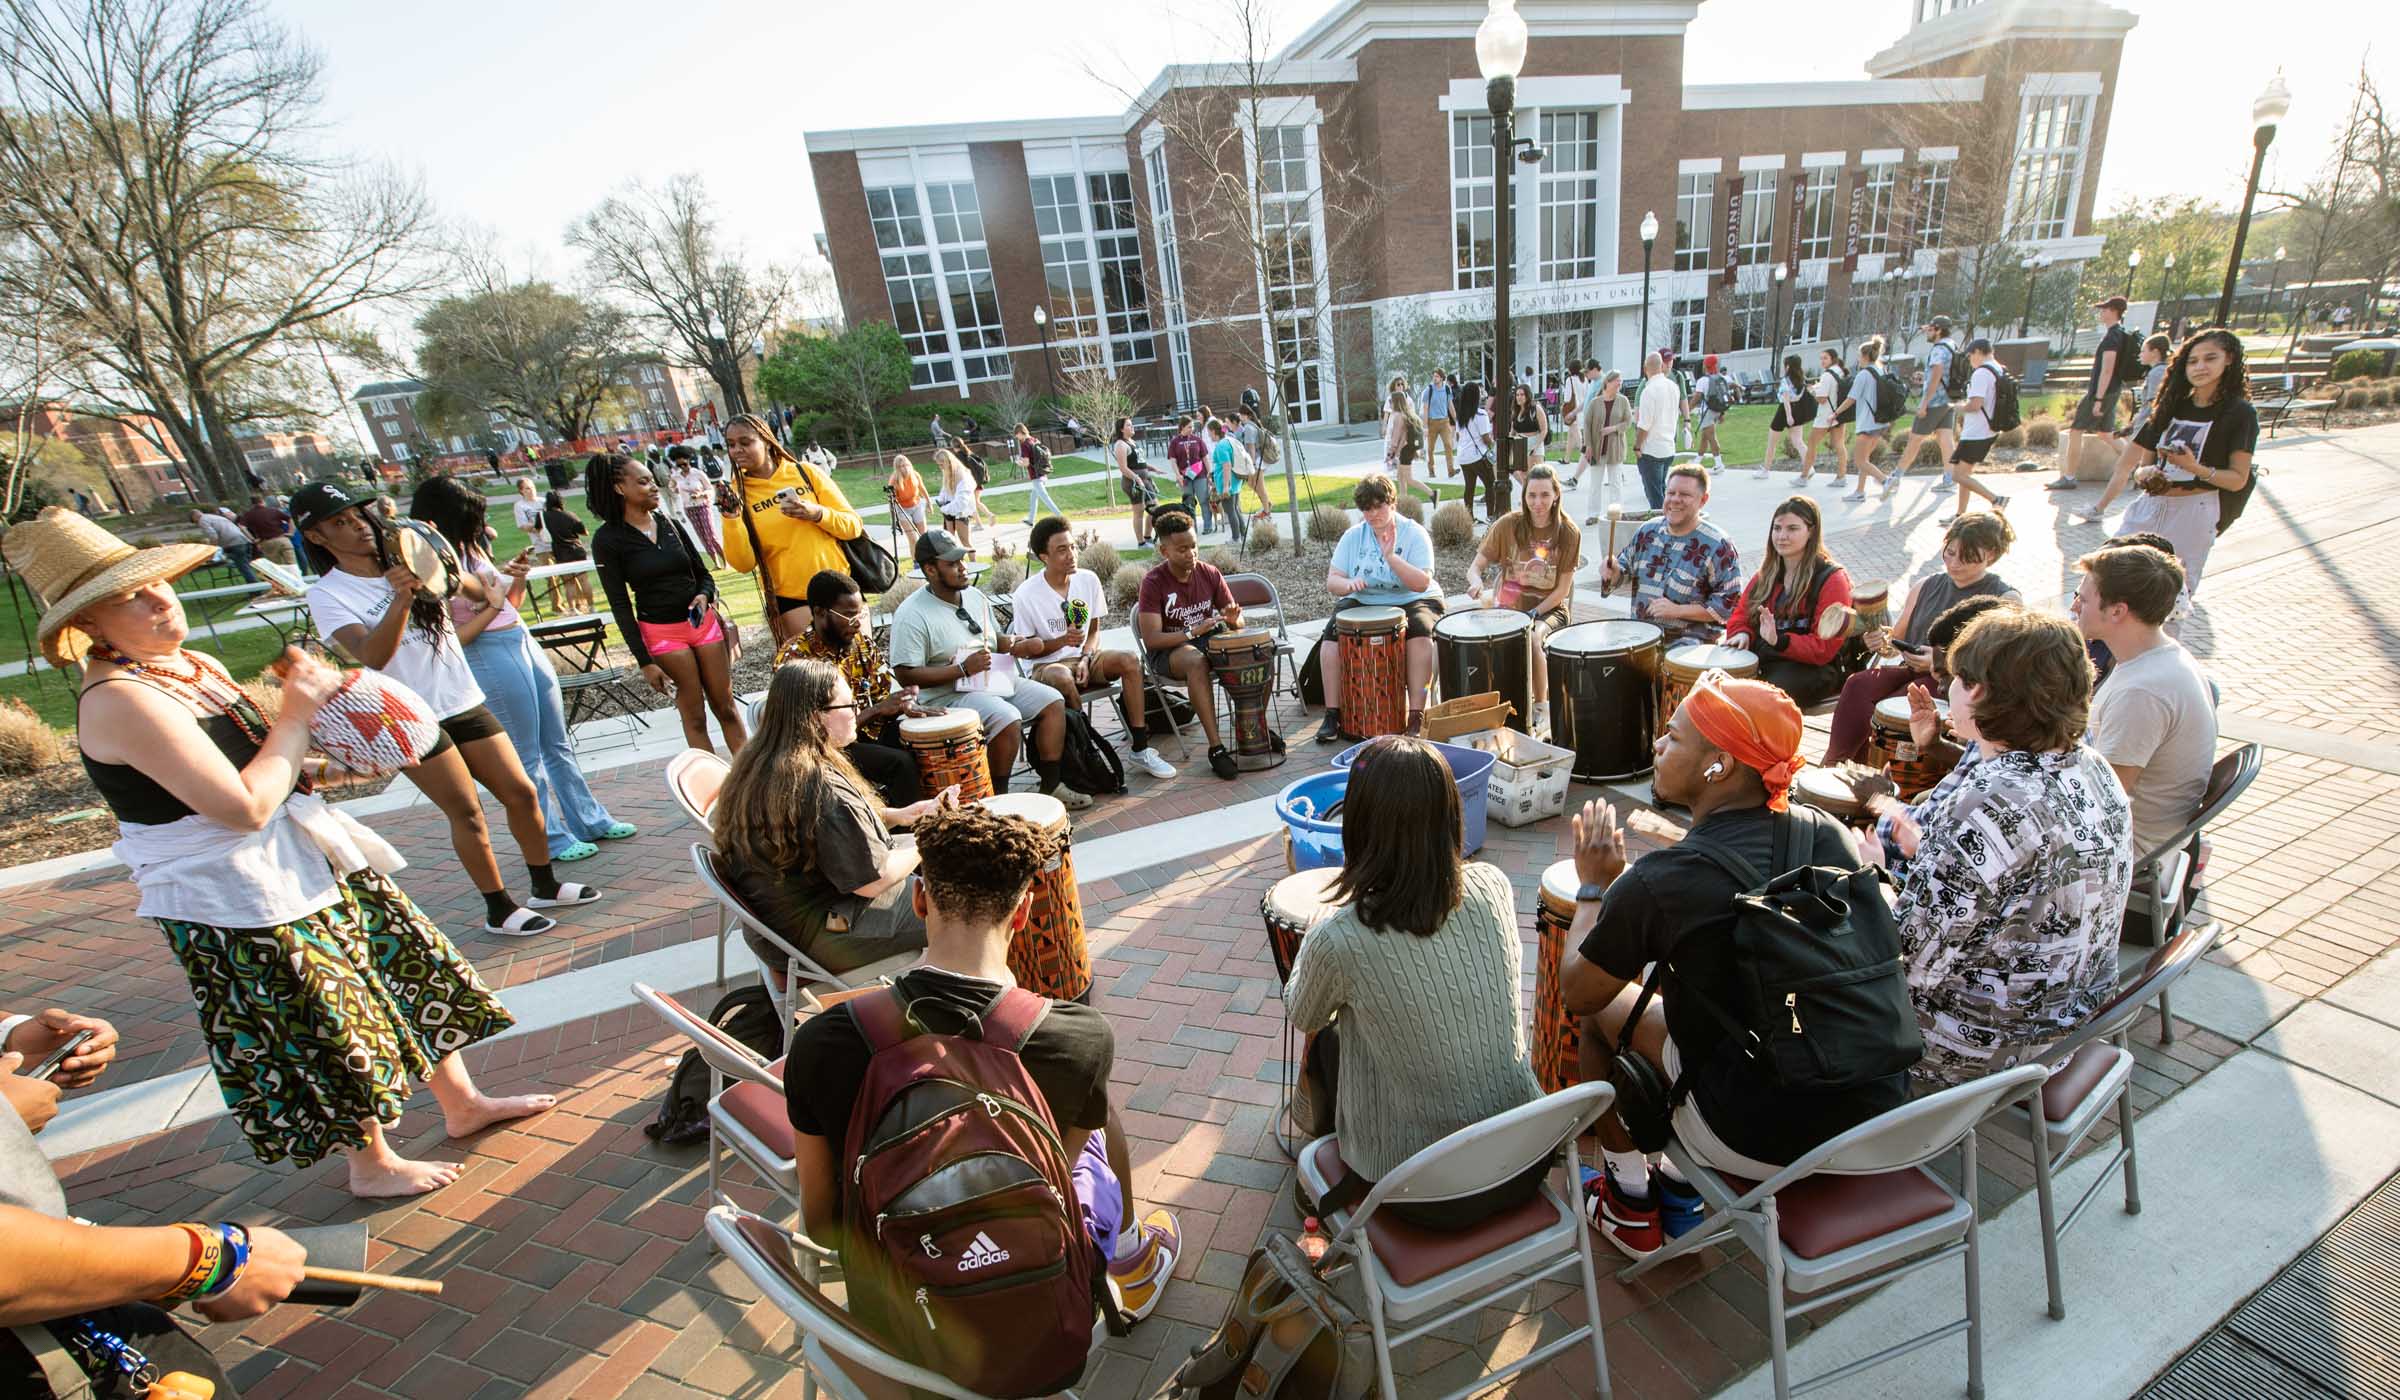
[756,322,908,458]
[415,282,638,444]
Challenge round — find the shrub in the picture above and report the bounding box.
[2369,385,2393,409]
[1308,502,1349,543]
[2024,419,2061,450]
[2338,387,2370,410]
[1079,537,1122,584]
[985,558,1025,595]
[1107,567,1144,614]
[2331,349,2382,382]
[1394,493,1424,523]
[1996,427,2027,451]
[878,576,923,613]
[0,698,66,776]
[1204,546,1242,575]
[1430,500,1476,549]
[1249,516,1281,552]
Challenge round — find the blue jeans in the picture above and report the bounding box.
[463,625,617,856]
[1023,475,1064,521]
[1637,454,1672,510]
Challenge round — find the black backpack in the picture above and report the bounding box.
[1941,344,1972,400]
[1606,810,1921,1149]
[645,984,785,1146]
[1827,368,1852,415]
[1704,375,1732,416]
[1870,366,1908,424]
[1987,367,2025,433]
[1055,706,1126,796]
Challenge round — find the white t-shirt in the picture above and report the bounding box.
[1636,373,1681,456]
[1812,369,1842,428]
[306,568,486,719]
[1010,568,1107,669]
[2087,638,2217,856]
[1960,364,2000,441]
[512,496,548,549]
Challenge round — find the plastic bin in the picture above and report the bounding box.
[1333,739,1496,856]
[1275,770,1350,872]
[1455,727,1576,828]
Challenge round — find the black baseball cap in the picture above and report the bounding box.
[913,528,970,568]
[289,480,369,531]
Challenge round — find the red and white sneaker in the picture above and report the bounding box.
[1582,1166,1662,1261]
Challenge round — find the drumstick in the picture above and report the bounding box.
[302,1266,443,1296]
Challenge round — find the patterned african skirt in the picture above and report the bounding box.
[155,866,515,1168]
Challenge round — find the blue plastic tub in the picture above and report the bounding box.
[1275,770,1350,872]
[1332,738,1496,857]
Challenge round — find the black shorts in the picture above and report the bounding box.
[1145,643,1199,683]
[1331,596,1444,641]
[2071,389,2120,432]
[1950,437,1997,466]
[437,703,506,748]
[772,593,807,616]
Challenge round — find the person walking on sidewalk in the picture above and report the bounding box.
[1013,423,1067,524]
[1422,368,1458,478]
[1890,317,1962,489]
[1579,369,1630,523]
[1633,353,1681,510]
[2053,296,2133,493]
[1833,338,1899,501]
[1758,355,1813,481]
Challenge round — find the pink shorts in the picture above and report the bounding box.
[637,612,725,657]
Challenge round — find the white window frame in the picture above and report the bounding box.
[1915,158,1954,249]
[1251,118,1332,425]
[2006,81,2096,242]
[1536,109,1603,282]
[1669,297,1707,359]
[1144,139,1198,409]
[1674,170,1715,272]
[1739,171,1779,266]
[1797,166,1838,262]
[1450,113,1496,290]
[1858,162,1897,255]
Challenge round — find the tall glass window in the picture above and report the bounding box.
[1674,172,1714,272]
[1144,144,1197,408]
[1858,162,1898,255]
[1451,113,1495,290]
[1914,160,1953,249]
[1797,166,1838,261]
[1088,172,1155,365]
[866,185,951,388]
[1536,110,1601,281]
[1789,286,1826,345]
[1030,174,1099,354]
[1739,171,1779,266]
[1670,298,1707,359]
[2008,94,2090,241]
[1260,124,1329,425]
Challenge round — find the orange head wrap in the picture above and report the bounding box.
[1683,669,1806,811]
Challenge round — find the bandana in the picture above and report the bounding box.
[1684,669,1806,811]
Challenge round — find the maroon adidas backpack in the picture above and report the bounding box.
[839,986,1097,1397]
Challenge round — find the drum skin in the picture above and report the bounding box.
[1545,621,1664,781]
[1657,644,1759,739]
[1260,867,1343,986]
[902,709,993,802]
[1435,609,1534,734]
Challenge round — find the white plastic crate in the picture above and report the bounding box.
[1457,726,1576,827]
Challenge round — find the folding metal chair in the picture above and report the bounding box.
[689,842,918,1049]
[666,749,735,982]
[1224,571,1305,706]
[632,983,826,1251]
[1623,1064,2049,1399]
[2007,853,2213,1321]
[1295,1082,1618,1400]
[2128,742,2261,1041]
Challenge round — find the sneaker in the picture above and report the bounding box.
[1754,466,1772,479]
[2072,509,2105,526]
[1879,476,1903,500]
[1581,1167,1662,1261]
[1843,490,1869,501]
[1208,745,1240,780]
[1107,1209,1182,1323]
[1938,513,1958,525]
[1656,1174,1707,1240]
[1049,784,1096,812]
[1130,746,1177,779]
[2045,478,2079,490]
[1313,714,1347,745]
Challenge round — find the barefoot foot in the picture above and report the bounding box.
[347,1154,463,1199]
[443,1092,558,1140]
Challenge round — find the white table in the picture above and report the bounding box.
[521,559,594,618]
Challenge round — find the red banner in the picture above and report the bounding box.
[1721,173,1745,287]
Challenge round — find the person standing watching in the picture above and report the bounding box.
[1110,418,1156,547]
[589,454,748,756]
[1578,368,1630,523]
[191,509,256,585]
[885,452,928,554]
[719,411,865,648]
[2054,295,2132,491]
[2103,328,2256,596]
[1633,352,1680,510]
[237,494,295,567]
[669,447,728,568]
[1421,368,1457,479]
[1601,464,1743,646]
[1456,382,1504,524]
[1166,415,1207,518]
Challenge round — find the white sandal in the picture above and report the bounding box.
[526,883,604,909]
[484,907,558,937]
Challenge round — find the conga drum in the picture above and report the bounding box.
[1791,767,1866,826]
[978,793,1089,1002]
[1434,609,1533,733]
[1260,867,1343,986]
[1332,605,1408,739]
[1656,644,1760,737]
[1866,695,1957,799]
[1533,860,1583,1095]
[1545,621,1664,781]
[1848,580,1892,638]
[1207,627,1285,771]
[902,709,993,802]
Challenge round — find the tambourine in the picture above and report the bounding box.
[272,656,441,777]
[385,517,460,597]
[253,556,307,598]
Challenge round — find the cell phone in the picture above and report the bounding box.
[26,1029,93,1083]
[687,599,707,628]
[775,486,803,508]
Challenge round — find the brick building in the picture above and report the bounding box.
[353,359,724,461]
[805,0,2132,423]
[4,402,339,509]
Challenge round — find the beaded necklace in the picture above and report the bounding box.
[86,641,269,747]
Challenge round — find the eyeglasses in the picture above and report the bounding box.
[823,700,864,712]
[953,606,982,636]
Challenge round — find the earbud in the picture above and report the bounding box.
[1706,763,1726,779]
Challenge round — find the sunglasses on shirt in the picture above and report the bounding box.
[953,606,983,637]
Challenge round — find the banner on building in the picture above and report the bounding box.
[1721,173,1744,288]
[1843,167,1863,274]
[1787,178,1806,276]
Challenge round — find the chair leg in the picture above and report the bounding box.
[2026,1114,2066,1321]
[1964,1129,1986,1400]
[1762,1200,1794,1400]
[2157,987,2176,1046]
[1361,1268,1400,1400]
[2118,1076,2143,1218]
[716,918,730,988]
[1565,1144,1614,1400]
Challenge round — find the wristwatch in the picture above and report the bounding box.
[1576,882,1609,904]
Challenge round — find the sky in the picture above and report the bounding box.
[287,0,2383,319]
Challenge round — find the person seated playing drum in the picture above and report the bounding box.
[1885,608,2132,1089]
[1287,737,1543,1228]
[778,569,939,806]
[782,803,1184,1329]
[1011,516,1176,780]
[1822,510,2020,764]
[891,529,1094,812]
[1133,509,1244,781]
[1719,494,1853,707]
[1599,463,1743,647]
[1310,473,1444,743]
[1556,673,1913,1260]
[1466,462,1581,731]
[711,659,953,985]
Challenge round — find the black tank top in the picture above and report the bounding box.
[80,683,270,825]
[1514,402,1540,435]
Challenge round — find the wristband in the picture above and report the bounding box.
[159,1223,220,1303]
[198,1223,251,1299]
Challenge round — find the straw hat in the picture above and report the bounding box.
[1,506,221,666]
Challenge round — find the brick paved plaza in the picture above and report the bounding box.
[11,421,2400,1399]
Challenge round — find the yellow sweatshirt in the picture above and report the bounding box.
[720,458,865,602]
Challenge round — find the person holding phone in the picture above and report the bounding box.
[591,453,748,756]
[719,411,864,647]
[2088,329,2257,596]
[1821,512,2021,764]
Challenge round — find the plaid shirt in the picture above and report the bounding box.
[778,627,898,740]
[1611,518,1743,644]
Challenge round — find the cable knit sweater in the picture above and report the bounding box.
[1285,861,1543,1180]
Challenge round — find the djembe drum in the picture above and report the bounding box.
[979,793,1090,1003]
[1533,859,1583,1095]
[1792,766,1868,827]
[901,709,992,801]
[1657,644,1759,737]
[1260,867,1342,986]
[1545,621,1664,781]
[1206,627,1285,771]
[1848,580,1892,637]
[1332,605,1407,739]
[278,663,441,777]
[1865,694,1957,799]
[1434,608,1533,733]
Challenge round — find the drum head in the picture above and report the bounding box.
[1872,694,1947,727]
[1266,867,1344,927]
[1537,858,1580,913]
[1853,580,1890,607]
[980,791,1068,833]
[1793,767,1859,813]
[1436,608,1533,640]
[391,520,453,596]
[901,708,980,742]
[1548,620,1663,657]
[1814,603,1855,640]
[254,557,305,598]
[1666,643,1758,676]
[1335,606,1405,632]
[1207,627,1271,651]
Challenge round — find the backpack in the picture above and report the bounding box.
[1056,705,1126,796]
[1987,367,2025,433]
[1259,431,1281,466]
[644,985,784,1146]
[840,987,1100,1399]
[1162,1233,1377,1400]
[1940,344,1972,401]
[1606,811,1921,1149]
[1704,375,1732,416]
[1826,368,1852,414]
[1402,416,1424,460]
[1871,365,1908,424]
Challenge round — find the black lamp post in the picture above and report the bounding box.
[1030,304,1060,401]
[1479,0,1528,419]
[2156,252,2175,330]
[2017,255,2046,337]
[2219,72,2290,327]
[1638,211,1660,365]
[2265,245,2287,331]
[2124,247,2142,300]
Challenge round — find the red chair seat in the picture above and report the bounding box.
[1309,1138,1557,1288]
[1724,1168,1955,1261]
[720,1077,796,1161]
[2040,1043,2122,1124]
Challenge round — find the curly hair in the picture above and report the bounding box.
[2154,327,2250,423]
[914,802,1056,926]
[1948,607,2091,753]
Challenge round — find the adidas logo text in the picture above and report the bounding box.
[956,1231,1011,1272]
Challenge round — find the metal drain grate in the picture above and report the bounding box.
[2140,1171,2400,1399]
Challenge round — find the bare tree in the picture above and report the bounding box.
[2265,66,2396,340]
[568,175,794,418]
[0,0,439,504]
[1882,60,2041,342]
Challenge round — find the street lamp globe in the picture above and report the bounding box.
[2274,245,2287,261]
[2253,71,2292,132]
[1474,0,1527,83]
[2163,252,2175,271]
[1639,211,1660,246]
[1032,304,1047,329]
[2128,248,2142,271]
[1774,262,1788,284]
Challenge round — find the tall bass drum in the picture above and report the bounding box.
[1544,620,1665,781]
[1433,608,1533,733]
